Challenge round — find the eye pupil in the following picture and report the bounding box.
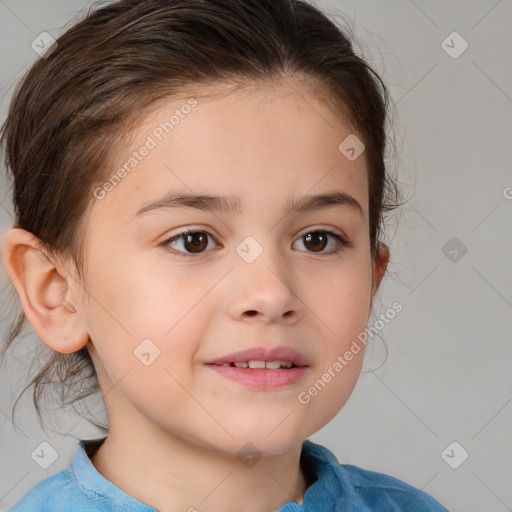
[185,232,208,252]
[304,232,327,252]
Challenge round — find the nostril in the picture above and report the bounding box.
[245,310,258,317]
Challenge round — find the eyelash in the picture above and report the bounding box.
[160,228,352,259]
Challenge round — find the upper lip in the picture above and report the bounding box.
[206,346,310,367]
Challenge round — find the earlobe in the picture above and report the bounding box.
[369,242,390,311]
[3,228,89,354]
[373,242,390,290]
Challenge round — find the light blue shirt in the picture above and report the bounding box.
[8,437,449,511]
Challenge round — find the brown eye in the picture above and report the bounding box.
[164,230,216,257]
[182,232,208,253]
[293,230,350,255]
[303,232,328,252]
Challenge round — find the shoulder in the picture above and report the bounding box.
[339,463,449,511]
[301,440,449,512]
[7,467,100,512]
[8,438,156,512]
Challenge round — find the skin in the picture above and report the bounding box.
[4,77,389,512]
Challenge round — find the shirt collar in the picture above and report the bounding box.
[296,439,353,510]
[72,437,157,511]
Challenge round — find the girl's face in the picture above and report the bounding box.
[77,79,388,455]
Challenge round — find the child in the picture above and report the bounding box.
[1,0,449,510]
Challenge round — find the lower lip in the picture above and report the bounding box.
[206,364,309,390]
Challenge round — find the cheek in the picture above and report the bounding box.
[81,258,216,376]
[84,252,206,337]
[295,259,371,416]
[307,256,373,347]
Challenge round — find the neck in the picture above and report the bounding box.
[89,427,310,512]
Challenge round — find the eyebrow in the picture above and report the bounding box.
[134,189,364,219]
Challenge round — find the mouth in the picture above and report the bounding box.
[211,360,300,369]
[205,346,310,369]
[205,346,310,389]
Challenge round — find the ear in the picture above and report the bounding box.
[3,227,89,354]
[369,241,390,313]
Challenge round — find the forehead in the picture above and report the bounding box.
[88,79,368,225]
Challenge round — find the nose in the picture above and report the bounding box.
[226,246,301,325]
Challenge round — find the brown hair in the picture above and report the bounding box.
[1,0,402,433]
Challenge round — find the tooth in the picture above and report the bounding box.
[230,360,295,369]
[248,360,266,369]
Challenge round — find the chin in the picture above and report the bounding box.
[233,430,306,457]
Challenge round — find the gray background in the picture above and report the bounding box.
[0,1,511,511]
